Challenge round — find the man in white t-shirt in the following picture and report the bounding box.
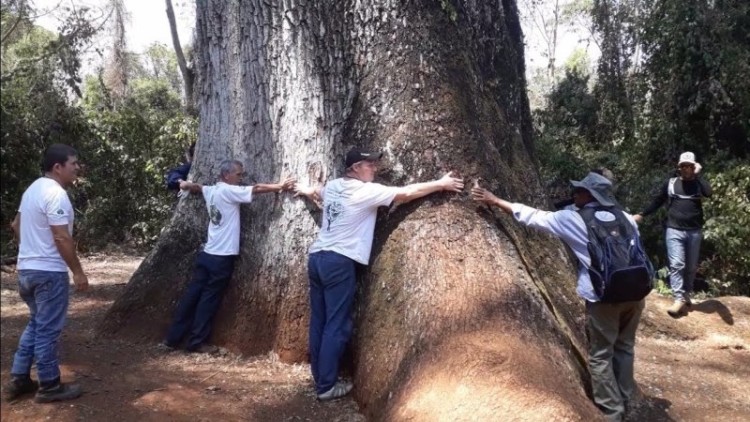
[163,159,295,354]
[5,144,88,403]
[295,147,464,401]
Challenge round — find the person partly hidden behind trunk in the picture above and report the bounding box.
[165,142,196,194]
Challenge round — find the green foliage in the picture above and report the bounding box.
[533,0,749,296]
[701,163,750,295]
[1,8,196,254]
[653,273,672,297]
[533,66,603,191]
[640,0,750,161]
[75,75,195,250]
[1,6,96,256]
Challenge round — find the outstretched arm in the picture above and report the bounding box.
[393,171,464,204]
[471,186,513,214]
[637,179,669,220]
[253,177,297,194]
[166,163,191,190]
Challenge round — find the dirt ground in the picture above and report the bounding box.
[1,254,748,421]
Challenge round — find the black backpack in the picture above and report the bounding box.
[578,206,654,303]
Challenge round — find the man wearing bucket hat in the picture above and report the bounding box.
[634,152,712,318]
[472,172,647,422]
[295,147,464,401]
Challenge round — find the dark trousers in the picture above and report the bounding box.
[165,252,235,350]
[307,251,357,394]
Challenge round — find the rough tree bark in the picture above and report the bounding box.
[101,1,602,419]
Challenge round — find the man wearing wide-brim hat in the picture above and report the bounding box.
[634,151,712,317]
[472,172,649,422]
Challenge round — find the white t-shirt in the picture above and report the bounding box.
[202,182,253,256]
[309,178,399,265]
[17,177,74,272]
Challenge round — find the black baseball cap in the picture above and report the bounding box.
[345,147,383,168]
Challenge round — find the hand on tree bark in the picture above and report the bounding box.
[279,177,297,192]
[471,186,500,206]
[439,171,464,192]
[294,184,322,208]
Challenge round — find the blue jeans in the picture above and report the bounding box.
[665,228,702,301]
[165,252,235,350]
[11,270,70,383]
[307,251,357,394]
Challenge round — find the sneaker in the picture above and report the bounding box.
[317,381,353,401]
[667,300,687,318]
[157,341,178,352]
[188,344,219,354]
[34,383,82,403]
[3,376,39,401]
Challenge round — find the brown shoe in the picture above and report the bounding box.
[667,300,687,318]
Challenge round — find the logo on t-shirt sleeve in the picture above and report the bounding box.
[56,209,65,215]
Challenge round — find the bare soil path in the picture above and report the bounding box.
[1,254,748,421]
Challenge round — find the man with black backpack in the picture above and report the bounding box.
[472,172,654,422]
[634,152,712,318]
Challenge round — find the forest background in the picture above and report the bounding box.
[1,0,748,296]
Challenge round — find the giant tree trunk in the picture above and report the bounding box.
[101,0,601,419]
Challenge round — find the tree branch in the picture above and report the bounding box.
[1,14,24,45]
[165,0,195,114]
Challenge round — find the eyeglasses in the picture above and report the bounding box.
[679,164,694,169]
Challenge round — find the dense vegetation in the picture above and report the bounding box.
[1,0,747,295]
[533,0,749,295]
[1,2,196,253]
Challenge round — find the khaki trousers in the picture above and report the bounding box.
[586,299,645,422]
